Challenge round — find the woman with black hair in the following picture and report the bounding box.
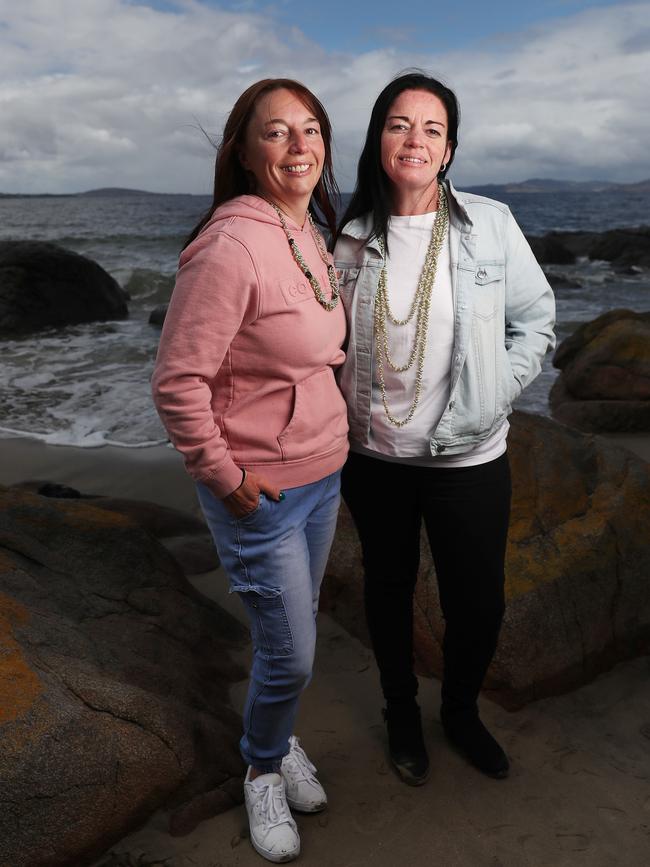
[334,72,555,785]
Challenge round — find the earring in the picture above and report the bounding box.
[440,163,447,173]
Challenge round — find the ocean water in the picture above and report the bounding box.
[0,189,648,448]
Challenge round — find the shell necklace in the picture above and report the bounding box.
[374,184,449,427]
[269,202,340,312]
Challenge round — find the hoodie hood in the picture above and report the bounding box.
[207,194,292,229]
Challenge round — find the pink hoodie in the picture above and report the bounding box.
[152,195,349,498]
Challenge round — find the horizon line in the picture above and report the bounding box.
[2,177,650,198]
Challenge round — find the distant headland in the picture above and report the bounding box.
[0,187,180,199]
[1,179,650,198]
[466,178,650,195]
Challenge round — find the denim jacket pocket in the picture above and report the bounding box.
[498,344,522,407]
[472,262,504,319]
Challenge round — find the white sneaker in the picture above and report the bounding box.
[281,735,327,813]
[244,768,300,863]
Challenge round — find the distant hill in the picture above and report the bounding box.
[0,187,185,198]
[78,187,163,197]
[2,179,649,198]
[0,192,73,199]
[466,178,650,195]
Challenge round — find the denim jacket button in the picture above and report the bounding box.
[436,444,446,453]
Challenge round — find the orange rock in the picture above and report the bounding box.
[551,310,650,431]
[324,412,650,709]
[0,486,247,866]
[0,593,43,725]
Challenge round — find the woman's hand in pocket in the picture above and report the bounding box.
[222,471,283,518]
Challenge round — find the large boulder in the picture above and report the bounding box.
[0,485,248,867]
[12,480,220,575]
[586,226,650,268]
[550,309,650,432]
[527,234,576,265]
[322,412,650,709]
[527,226,650,268]
[0,241,128,336]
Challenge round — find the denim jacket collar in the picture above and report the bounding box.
[339,180,474,253]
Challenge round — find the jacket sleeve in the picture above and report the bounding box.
[503,210,556,396]
[151,229,260,498]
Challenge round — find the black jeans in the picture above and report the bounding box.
[341,450,511,715]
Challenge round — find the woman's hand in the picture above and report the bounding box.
[222,471,283,518]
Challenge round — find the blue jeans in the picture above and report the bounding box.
[196,470,341,772]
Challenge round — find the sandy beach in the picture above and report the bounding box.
[3,431,648,506]
[2,435,649,867]
[0,437,202,516]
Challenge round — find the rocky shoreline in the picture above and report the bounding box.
[1,222,649,865]
[0,434,649,867]
[528,225,650,269]
[1,227,648,337]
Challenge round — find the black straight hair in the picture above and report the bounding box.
[334,71,460,250]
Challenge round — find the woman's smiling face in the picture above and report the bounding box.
[380,89,452,205]
[240,87,325,211]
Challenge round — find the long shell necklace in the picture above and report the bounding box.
[374,184,449,427]
[269,202,340,312]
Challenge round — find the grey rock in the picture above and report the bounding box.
[0,241,128,336]
[160,534,220,575]
[526,226,650,267]
[0,486,246,867]
[550,309,650,432]
[149,304,168,327]
[528,234,575,265]
[12,479,209,539]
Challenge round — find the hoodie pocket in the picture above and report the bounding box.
[278,367,348,462]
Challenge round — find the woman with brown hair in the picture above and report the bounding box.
[152,79,347,863]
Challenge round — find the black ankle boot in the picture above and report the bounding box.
[440,707,509,779]
[382,702,430,786]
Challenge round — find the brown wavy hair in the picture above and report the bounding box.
[183,78,339,248]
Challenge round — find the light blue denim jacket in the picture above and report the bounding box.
[333,181,556,455]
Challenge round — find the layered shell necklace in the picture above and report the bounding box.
[374,184,449,427]
[269,202,340,311]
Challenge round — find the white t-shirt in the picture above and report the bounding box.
[358,210,507,468]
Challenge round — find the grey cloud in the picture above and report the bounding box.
[0,0,648,192]
[621,27,650,52]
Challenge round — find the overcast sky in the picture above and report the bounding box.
[1,0,648,193]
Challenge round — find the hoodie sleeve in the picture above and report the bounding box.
[151,228,261,498]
